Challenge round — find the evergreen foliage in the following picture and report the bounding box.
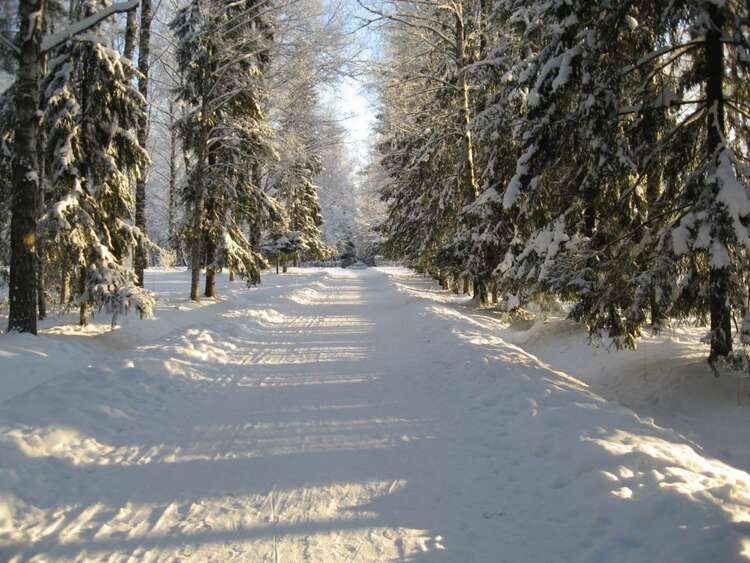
[374,0,750,362]
[171,0,277,295]
[40,0,153,324]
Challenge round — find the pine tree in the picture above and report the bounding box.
[633,1,750,362]
[172,0,277,301]
[374,0,750,362]
[40,0,153,326]
[272,144,328,265]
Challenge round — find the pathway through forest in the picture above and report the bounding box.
[2,268,750,562]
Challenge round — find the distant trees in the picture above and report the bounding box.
[0,0,350,329]
[372,0,750,363]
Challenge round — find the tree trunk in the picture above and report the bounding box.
[36,1,49,322]
[78,265,89,326]
[189,168,205,302]
[474,278,489,307]
[645,121,662,329]
[491,282,498,305]
[134,0,152,287]
[123,7,137,60]
[462,277,470,295]
[60,267,70,306]
[8,0,43,334]
[204,238,216,298]
[706,4,732,361]
[282,258,288,273]
[189,82,209,302]
[439,271,449,290]
[229,270,235,282]
[167,102,177,255]
[276,255,280,274]
[37,254,46,320]
[455,9,479,206]
[248,162,263,248]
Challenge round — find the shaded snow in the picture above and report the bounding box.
[1,267,750,561]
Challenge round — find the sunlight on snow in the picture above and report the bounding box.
[3,480,442,561]
[591,430,750,525]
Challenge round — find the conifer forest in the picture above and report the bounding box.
[3,1,750,561]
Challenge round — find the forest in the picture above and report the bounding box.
[2,1,750,366]
[0,0,375,329]
[368,1,750,367]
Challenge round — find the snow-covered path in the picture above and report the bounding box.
[2,268,750,562]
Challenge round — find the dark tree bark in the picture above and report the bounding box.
[248,162,263,248]
[36,216,46,320]
[123,7,137,60]
[8,0,44,334]
[474,279,489,306]
[202,150,216,297]
[189,160,205,302]
[36,0,51,322]
[134,0,152,287]
[189,91,209,301]
[204,237,216,297]
[78,265,89,326]
[167,102,177,256]
[705,3,732,361]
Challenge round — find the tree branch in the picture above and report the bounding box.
[0,32,20,56]
[41,0,140,53]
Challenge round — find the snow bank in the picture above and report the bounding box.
[382,266,750,561]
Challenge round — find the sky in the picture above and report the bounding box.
[329,0,382,170]
[336,76,376,166]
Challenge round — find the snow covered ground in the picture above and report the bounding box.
[2,267,750,561]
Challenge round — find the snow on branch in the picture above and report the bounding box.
[41,0,140,53]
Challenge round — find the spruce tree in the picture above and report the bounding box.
[172,0,276,301]
[40,0,153,326]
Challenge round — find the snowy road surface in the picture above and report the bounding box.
[2,268,750,561]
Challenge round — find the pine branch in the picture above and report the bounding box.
[622,40,705,76]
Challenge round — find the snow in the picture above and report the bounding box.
[715,149,750,250]
[503,143,537,209]
[2,267,750,561]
